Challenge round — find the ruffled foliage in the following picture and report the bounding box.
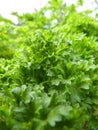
[0,0,98,129]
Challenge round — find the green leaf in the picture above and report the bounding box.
[47,69,54,77]
[51,79,60,86]
[59,106,72,116]
[80,83,89,90]
[77,0,83,5]
[92,98,98,105]
[47,106,62,127]
[12,87,21,96]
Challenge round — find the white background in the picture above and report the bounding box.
[0,0,96,23]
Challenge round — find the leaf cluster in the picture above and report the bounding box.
[0,0,98,130]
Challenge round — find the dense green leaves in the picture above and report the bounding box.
[0,0,98,130]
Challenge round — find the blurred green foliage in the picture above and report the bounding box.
[0,0,98,130]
